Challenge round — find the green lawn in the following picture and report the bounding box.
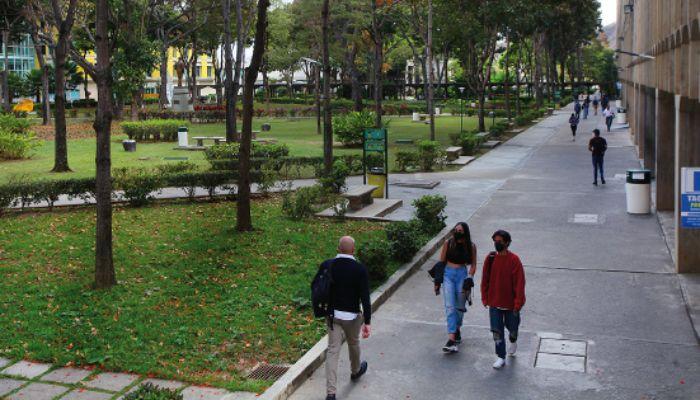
[0,115,497,184]
[0,197,400,392]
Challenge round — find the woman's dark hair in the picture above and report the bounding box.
[450,222,472,260]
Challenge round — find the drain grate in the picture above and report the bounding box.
[247,363,290,381]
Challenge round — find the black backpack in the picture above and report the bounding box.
[311,260,334,318]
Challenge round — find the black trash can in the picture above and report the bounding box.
[262,123,271,132]
[122,140,136,152]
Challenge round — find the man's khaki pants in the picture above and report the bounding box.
[326,315,362,395]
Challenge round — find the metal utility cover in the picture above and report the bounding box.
[570,214,600,224]
[539,338,587,356]
[535,353,586,372]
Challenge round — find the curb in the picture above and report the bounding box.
[256,226,453,400]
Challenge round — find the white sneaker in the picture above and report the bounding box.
[507,342,517,356]
[492,357,505,369]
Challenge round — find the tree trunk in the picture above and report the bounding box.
[349,42,362,111]
[426,0,435,141]
[231,0,245,138]
[93,0,116,289]
[1,30,11,112]
[52,40,71,172]
[315,65,321,134]
[130,91,140,120]
[237,0,269,232]
[83,69,90,100]
[515,45,522,115]
[41,66,50,124]
[504,34,511,121]
[321,0,333,173]
[223,0,236,141]
[477,89,485,132]
[533,34,544,108]
[159,43,169,109]
[191,51,199,107]
[372,1,383,128]
[212,49,223,105]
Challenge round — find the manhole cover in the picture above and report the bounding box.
[246,363,289,381]
[539,338,587,356]
[535,353,586,372]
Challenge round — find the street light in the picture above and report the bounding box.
[615,49,655,60]
[458,86,465,133]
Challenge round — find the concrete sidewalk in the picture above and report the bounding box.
[289,109,700,399]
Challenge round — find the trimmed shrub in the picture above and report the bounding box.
[412,194,447,235]
[113,167,162,206]
[0,114,31,135]
[386,220,423,262]
[154,161,198,175]
[456,133,480,155]
[416,140,445,171]
[122,383,182,400]
[204,142,290,166]
[358,238,390,281]
[318,159,351,194]
[281,184,325,220]
[0,129,40,160]
[333,110,375,147]
[121,119,186,141]
[395,151,419,172]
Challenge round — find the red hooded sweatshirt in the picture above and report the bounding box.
[481,251,526,311]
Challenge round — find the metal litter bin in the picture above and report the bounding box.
[122,140,136,152]
[615,108,627,124]
[178,126,189,147]
[626,169,651,214]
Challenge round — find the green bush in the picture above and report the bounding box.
[0,114,31,135]
[412,195,447,235]
[457,133,480,156]
[113,167,162,206]
[489,120,509,137]
[333,110,375,147]
[154,161,198,175]
[416,140,445,171]
[358,238,390,281]
[122,383,182,400]
[204,142,290,165]
[395,151,419,172]
[318,159,351,194]
[386,219,423,262]
[121,119,186,141]
[281,184,325,220]
[365,152,384,171]
[0,129,40,160]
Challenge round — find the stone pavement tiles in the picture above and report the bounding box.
[289,109,699,399]
[0,359,258,399]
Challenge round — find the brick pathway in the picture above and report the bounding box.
[0,358,256,400]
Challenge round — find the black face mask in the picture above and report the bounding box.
[454,232,465,240]
[494,242,506,252]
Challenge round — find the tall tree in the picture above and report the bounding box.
[24,1,50,126]
[237,0,269,232]
[0,0,27,112]
[320,0,332,172]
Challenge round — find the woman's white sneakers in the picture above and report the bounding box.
[492,357,506,369]
[507,342,517,356]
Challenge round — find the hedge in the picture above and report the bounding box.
[0,169,262,213]
[121,119,187,141]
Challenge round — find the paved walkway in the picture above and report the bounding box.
[0,358,254,400]
[289,110,700,399]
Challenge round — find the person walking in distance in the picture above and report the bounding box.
[592,94,600,116]
[603,105,615,132]
[315,236,371,400]
[589,128,607,185]
[574,99,581,119]
[481,230,526,370]
[582,96,590,119]
[569,113,580,141]
[434,222,478,353]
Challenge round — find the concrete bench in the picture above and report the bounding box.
[341,185,378,211]
[192,136,226,146]
[445,146,463,161]
[475,132,491,140]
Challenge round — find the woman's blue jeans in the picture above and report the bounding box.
[443,266,468,334]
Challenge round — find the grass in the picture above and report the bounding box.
[1,115,499,184]
[0,197,405,392]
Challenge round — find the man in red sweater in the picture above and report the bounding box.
[481,230,526,369]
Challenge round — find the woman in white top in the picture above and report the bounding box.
[603,106,614,132]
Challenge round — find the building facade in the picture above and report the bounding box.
[616,0,700,273]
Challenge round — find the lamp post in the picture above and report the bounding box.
[458,86,465,133]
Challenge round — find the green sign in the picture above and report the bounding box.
[363,128,387,152]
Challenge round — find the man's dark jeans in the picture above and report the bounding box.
[489,307,520,359]
[592,154,605,183]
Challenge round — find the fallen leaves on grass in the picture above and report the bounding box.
[31,122,123,141]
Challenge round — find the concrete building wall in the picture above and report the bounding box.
[616,0,700,273]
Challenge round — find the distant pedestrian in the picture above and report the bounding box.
[582,96,590,119]
[313,236,371,400]
[574,100,581,118]
[603,106,615,132]
[569,113,580,141]
[601,93,609,112]
[589,128,607,185]
[481,230,526,370]
[592,91,600,115]
[433,222,478,353]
